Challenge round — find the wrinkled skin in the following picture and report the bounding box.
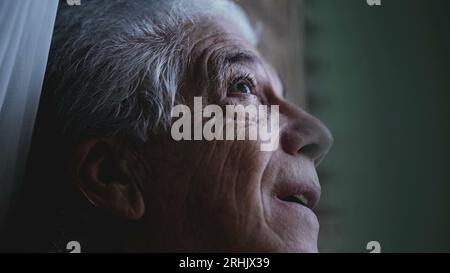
[73,19,333,253]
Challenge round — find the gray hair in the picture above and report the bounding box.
[46,0,256,143]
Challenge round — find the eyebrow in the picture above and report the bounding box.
[223,51,259,66]
[216,50,287,98]
[211,50,260,84]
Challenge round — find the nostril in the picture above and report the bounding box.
[298,143,320,159]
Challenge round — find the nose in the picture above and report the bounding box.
[279,103,333,166]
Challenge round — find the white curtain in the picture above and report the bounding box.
[0,0,58,228]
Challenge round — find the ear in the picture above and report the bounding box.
[70,138,145,220]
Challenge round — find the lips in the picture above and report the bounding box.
[276,181,320,210]
[280,194,311,208]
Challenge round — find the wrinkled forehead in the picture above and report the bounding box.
[184,18,284,96]
[186,18,258,61]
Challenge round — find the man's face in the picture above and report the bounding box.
[134,19,333,252]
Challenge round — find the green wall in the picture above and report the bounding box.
[305,0,450,252]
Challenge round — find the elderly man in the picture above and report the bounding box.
[4,0,332,253]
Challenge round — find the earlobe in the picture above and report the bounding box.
[70,139,145,220]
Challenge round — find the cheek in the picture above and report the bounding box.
[142,136,270,211]
[192,138,271,211]
[140,123,276,249]
[186,139,274,248]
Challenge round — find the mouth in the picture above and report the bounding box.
[276,182,320,210]
[280,194,311,208]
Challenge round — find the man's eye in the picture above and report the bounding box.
[231,80,253,94]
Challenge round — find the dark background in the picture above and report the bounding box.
[304,0,450,252]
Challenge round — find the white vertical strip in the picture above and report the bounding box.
[0,0,59,228]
